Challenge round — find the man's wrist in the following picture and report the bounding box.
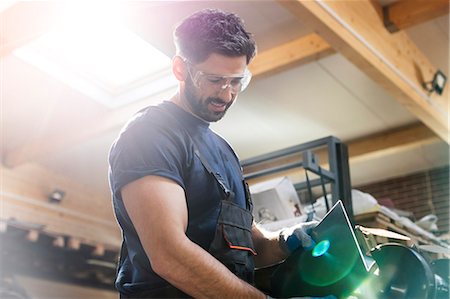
[278,230,290,254]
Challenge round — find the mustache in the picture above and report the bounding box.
[207,97,231,106]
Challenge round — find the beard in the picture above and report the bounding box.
[184,78,234,122]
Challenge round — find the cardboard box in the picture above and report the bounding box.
[249,176,302,224]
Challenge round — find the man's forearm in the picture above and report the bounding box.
[150,236,266,299]
[252,224,288,268]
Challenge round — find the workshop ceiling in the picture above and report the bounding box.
[1,0,449,197]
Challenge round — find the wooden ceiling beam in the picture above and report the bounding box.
[1,86,174,168]
[277,0,449,143]
[244,122,441,184]
[383,0,450,33]
[2,112,122,168]
[3,35,335,167]
[347,122,440,161]
[249,33,335,78]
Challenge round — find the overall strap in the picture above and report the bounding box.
[193,147,235,200]
[160,104,237,202]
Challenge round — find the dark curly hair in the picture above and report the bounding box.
[173,9,256,64]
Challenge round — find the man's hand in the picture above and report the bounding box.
[279,221,319,253]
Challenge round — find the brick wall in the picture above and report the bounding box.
[355,165,449,233]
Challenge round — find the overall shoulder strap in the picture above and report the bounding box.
[161,104,234,199]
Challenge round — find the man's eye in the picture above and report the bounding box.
[230,78,242,86]
[206,76,222,84]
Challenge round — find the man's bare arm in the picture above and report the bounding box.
[121,175,266,299]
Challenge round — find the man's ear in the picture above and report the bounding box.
[172,56,187,81]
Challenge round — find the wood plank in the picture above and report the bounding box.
[347,122,440,162]
[376,218,431,245]
[2,200,121,248]
[277,0,449,142]
[1,164,115,221]
[384,0,450,33]
[3,34,335,167]
[2,85,175,168]
[1,163,121,247]
[244,123,440,184]
[249,33,335,78]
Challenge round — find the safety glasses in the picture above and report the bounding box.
[186,61,252,93]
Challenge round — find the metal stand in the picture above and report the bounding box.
[242,136,353,219]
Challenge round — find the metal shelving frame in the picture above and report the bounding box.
[242,136,354,218]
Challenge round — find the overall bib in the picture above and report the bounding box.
[120,148,257,299]
[197,148,257,284]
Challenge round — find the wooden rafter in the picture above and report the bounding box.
[347,122,441,161]
[243,122,441,184]
[277,0,449,143]
[249,33,335,78]
[383,0,450,33]
[4,35,334,167]
[3,0,448,168]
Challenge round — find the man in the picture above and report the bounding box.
[109,9,317,298]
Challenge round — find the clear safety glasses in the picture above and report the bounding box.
[186,62,252,93]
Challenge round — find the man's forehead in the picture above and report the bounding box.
[195,53,247,74]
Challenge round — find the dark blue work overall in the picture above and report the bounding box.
[120,148,256,298]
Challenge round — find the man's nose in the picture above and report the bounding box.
[218,84,234,103]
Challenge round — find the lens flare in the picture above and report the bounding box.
[312,240,330,257]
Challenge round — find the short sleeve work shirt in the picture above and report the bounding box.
[108,101,246,294]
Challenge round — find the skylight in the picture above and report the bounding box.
[13,2,177,108]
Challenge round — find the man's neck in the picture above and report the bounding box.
[170,92,209,124]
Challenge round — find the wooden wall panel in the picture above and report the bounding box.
[1,163,120,248]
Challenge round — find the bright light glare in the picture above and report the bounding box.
[37,1,171,88]
[13,1,174,107]
[39,29,170,89]
[312,240,330,257]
